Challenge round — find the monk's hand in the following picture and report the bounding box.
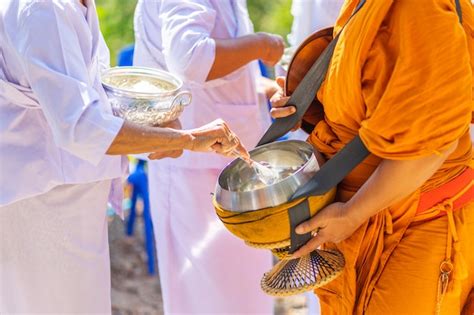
[186,119,250,159]
[257,32,285,66]
[291,202,363,259]
[270,77,301,131]
[259,77,280,100]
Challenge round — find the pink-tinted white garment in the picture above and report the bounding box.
[0,0,124,207]
[148,164,273,314]
[134,0,271,169]
[134,0,273,313]
[0,0,125,312]
[0,180,113,314]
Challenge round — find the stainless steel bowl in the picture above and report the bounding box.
[215,140,319,212]
[102,66,192,126]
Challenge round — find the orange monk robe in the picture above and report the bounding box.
[308,0,474,314]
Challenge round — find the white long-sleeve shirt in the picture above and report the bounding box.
[134,0,271,169]
[0,0,124,206]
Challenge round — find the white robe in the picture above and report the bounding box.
[0,180,112,314]
[134,0,274,313]
[288,0,346,47]
[0,0,124,207]
[0,0,124,312]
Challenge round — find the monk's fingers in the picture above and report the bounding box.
[291,121,302,132]
[295,212,327,235]
[291,233,326,259]
[270,94,290,108]
[270,106,296,119]
[275,76,285,88]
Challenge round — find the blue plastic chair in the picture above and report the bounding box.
[117,45,156,275]
[117,44,135,68]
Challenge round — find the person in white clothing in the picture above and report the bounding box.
[0,0,248,313]
[288,0,345,47]
[134,0,284,313]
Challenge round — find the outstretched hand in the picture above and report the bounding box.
[186,119,250,160]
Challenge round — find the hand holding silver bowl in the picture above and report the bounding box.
[101,66,192,126]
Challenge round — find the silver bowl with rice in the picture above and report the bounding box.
[215,140,320,212]
[102,66,192,126]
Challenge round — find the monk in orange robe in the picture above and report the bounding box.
[271,0,473,313]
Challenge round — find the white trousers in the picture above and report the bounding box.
[148,164,274,315]
[0,180,112,314]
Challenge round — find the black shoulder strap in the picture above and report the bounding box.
[291,136,369,200]
[259,0,462,148]
[257,0,367,146]
[287,0,464,201]
[288,135,370,253]
[455,0,463,24]
[271,0,369,253]
[285,0,464,253]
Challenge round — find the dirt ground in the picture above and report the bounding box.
[108,213,311,315]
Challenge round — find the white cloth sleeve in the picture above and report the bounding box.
[98,33,111,73]
[159,0,217,85]
[15,2,123,165]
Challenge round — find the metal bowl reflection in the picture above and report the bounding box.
[102,67,192,126]
[215,140,319,212]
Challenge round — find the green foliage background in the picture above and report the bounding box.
[96,0,293,66]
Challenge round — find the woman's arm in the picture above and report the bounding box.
[207,33,284,81]
[106,119,249,159]
[292,141,458,258]
[160,0,284,84]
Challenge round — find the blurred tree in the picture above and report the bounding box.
[248,0,293,40]
[96,0,138,65]
[97,0,293,66]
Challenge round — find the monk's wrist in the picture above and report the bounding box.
[342,200,369,228]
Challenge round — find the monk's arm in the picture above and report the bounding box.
[207,33,284,81]
[293,141,458,257]
[344,141,457,224]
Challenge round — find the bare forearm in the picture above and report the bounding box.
[207,34,264,81]
[106,121,192,155]
[345,142,458,225]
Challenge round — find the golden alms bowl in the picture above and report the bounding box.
[213,140,344,296]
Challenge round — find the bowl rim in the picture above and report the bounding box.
[215,140,318,211]
[101,66,183,98]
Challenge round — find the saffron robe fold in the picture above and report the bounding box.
[309,0,474,313]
